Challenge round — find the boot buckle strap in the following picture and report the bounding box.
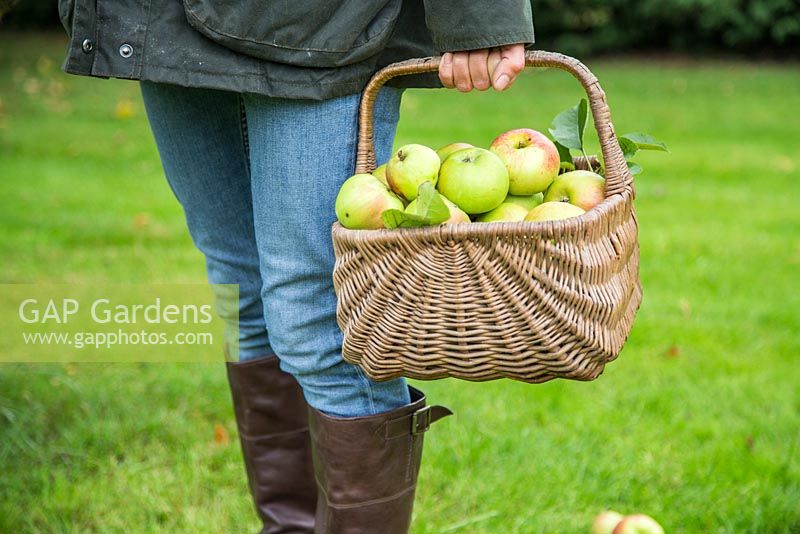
[383,405,452,439]
[411,406,432,435]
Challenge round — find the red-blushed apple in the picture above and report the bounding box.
[523,201,585,222]
[489,128,560,195]
[386,144,440,201]
[436,142,473,162]
[504,192,544,211]
[591,511,625,534]
[543,170,605,211]
[335,173,404,229]
[437,147,509,214]
[372,163,389,187]
[475,202,529,222]
[613,514,665,534]
[406,195,471,224]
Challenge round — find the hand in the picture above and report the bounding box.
[438,43,526,93]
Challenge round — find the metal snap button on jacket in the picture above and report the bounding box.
[81,39,93,53]
[119,44,133,58]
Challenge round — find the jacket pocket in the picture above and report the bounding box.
[182,0,402,68]
[58,0,75,37]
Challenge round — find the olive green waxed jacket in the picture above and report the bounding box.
[58,0,535,100]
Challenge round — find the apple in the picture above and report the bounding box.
[437,147,509,214]
[613,514,664,534]
[386,144,441,201]
[372,163,389,187]
[405,195,470,225]
[489,128,560,195]
[335,173,404,230]
[504,192,544,211]
[475,202,529,223]
[543,170,605,211]
[523,201,585,222]
[436,142,473,162]
[591,511,625,534]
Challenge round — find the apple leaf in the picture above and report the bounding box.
[621,132,669,152]
[627,161,643,175]
[381,209,432,229]
[413,182,450,224]
[559,161,576,173]
[549,98,588,151]
[554,140,574,165]
[617,136,639,161]
[380,182,449,229]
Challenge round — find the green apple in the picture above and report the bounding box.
[475,202,529,222]
[386,144,440,201]
[437,147,509,214]
[612,514,664,534]
[504,192,544,211]
[591,511,624,534]
[405,195,470,225]
[436,142,473,162]
[372,163,389,187]
[524,201,585,222]
[543,170,605,211]
[489,128,560,195]
[335,173,404,230]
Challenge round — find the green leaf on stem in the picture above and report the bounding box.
[413,182,450,224]
[554,140,574,165]
[381,209,431,229]
[627,161,643,175]
[549,98,588,151]
[380,182,449,229]
[618,136,640,161]
[621,132,669,152]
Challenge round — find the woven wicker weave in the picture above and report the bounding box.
[331,51,642,383]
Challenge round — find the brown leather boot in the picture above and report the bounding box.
[226,355,317,533]
[308,387,452,534]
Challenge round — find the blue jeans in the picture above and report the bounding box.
[139,82,410,417]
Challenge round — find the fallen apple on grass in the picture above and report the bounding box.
[613,514,664,534]
[386,144,441,201]
[591,511,625,534]
[544,170,606,211]
[437,147,509,215]
[334,173,404,230]
[524,201,585,222]
[490,128,560,195]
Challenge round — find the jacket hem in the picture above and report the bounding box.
[432,31,535,53]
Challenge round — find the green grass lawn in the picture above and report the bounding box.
[1,32,799,533]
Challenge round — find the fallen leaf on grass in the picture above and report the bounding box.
[114,99,135,119]
[213,423,230,445]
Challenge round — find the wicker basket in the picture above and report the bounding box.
[331,51,642,384]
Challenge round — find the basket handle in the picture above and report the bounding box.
[356,50,633,197]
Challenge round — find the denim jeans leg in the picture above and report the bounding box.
[139,82,271,361]
[243,88,410,417]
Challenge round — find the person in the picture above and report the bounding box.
[58,2,534,532]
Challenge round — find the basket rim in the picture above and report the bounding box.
[332,190,632,246]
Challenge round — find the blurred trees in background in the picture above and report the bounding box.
[2,0,799,56]
[534,0,800,55]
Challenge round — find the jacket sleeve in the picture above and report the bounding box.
[422,0,535,52]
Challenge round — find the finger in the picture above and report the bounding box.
[452,52,472,92]
[439,52,455,88]
[492,44,526,91]
[468,49,491,91]
[487,48,502,81]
